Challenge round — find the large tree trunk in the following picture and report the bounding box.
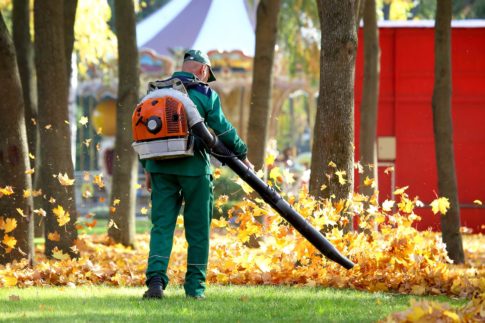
[359,0,380,199]
[34,0,78,258]
[63,0,77,82]
[246,0,281,170]
[310,0,358,232]
[432,0,464,264]
[0,11,34,265]
[107,0,139,247]
[12,0,42,238]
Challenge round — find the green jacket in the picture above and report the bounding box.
[140,71,247,176]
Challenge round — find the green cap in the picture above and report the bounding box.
[184,49,216,82]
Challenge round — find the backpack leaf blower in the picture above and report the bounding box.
[132,78,355,270]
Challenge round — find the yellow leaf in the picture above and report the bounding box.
[0,186,14,196]
[384,166,394,174]
[113,199,120,206]
[53,205,70,226]
[94,174,105,188]
[29,153,35,160]
[264,153,276,166]
[23,190,31,198]
[45,124,52,130]
[108,219,119,229]
[16,208,26,217]
[1,218,17,233]
[363,176,374,187]
[473,200,482,206]
[135,183,141,189]
[33,208,47,217]
[443,310,460,322]
[52,247,70,261]
[25,168,35,175]
[335,170,347,185]
[235,178,254,194]
[213,168,222,179]
[406,305,427,321]
[382,200,395,212]
[328,161,337,168]
[393,186,409,195]
[48,231,61,242]
[430,197,450,215]
[320,184,327,191]
[58,173,75,186]
[140,207,148,215]
[79,116,89,126]
[269,166,283,183]
[2,234,17,248]
[3,275,17,287]
[212,217,228,228]
[83,139,92,147]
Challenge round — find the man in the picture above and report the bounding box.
[141,49,253,299]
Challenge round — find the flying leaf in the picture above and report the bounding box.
[47,231,61,242]
[213,168,222,179]
[384,166,394,174]
[363,176,375,187]
[29,153,35,160]
[25,168,35,175]
[45,124,52,130]
[79,116,89,126]
[328,161,337,168]
[94,174,105,188]
[431,197,450,215]
[473,200,482,206]
[0,218,17,233]
[83,139,92,147]
[265,153,276,166]
[382,200,395,212]
[113,199,120,206]
[52,247,70,261]
[335,170,347,185]
[33,208,47,217]
[108,219,119,229]
[393,186,409,195]
[0,186,14,197]
[58,173,75,186]
[235,177,254,194]
[140,207,148,215]
[2,234,17,249]
[53,205,70,226]
[16,208,26,217]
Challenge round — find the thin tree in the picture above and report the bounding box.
[247,0,281,170]
[310,0,358,232]
[12,0,42,238]
[432,0,465,264]
[359,0,380,200]
[107,0,140,247]
[0,11,34,265]
[34,0,78,258]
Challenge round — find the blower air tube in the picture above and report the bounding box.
[190,122,355,270]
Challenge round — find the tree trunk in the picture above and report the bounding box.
[12,0,42,238]
[0,11,34,265]
[432,0,464,264]
[107,0,139,247]
[34,0,78,258]
[359,0,380,199]
[310,0,358,232]
[63,0,78,82]
[246,0,281,170]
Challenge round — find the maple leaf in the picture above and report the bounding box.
[382,199,395,212]
[93,174,105,188]
[430,197,450,215]
[0,186,14,197]
[269,167,283,184]
[2,234,17,248]
[393,186,409,195]
[212,217,228,228]
[3,275,18,287]
[16,208,26,217]
[264,153,276,166]
[79,116,89,126]
[335,170,347,185]
[83,139,92,147]
[363,176,375,187]
[33,208,47,217]
[113,199,120,206]
[25,168,35,175]
[57,173,75,186]
[52,247,70,260]
[45,124,52,130]
[0,218,17,233]
[473,200,482,206]
[48,231,61,242]
[53,205,70,226]
[213,168,222,179]
[108,219,119,229]
[140,207,148,215]
[384,166,394,174]
[28,153,35,159]
[328,161,337,168]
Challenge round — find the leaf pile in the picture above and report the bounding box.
[0,186,483,300]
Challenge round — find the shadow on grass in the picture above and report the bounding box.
[0,286,466,323]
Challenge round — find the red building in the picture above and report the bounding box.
[354,21,485,233]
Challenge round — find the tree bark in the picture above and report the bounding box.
[310,0,358,232]
[359,0,380,199]
[0,11,34,265]
[107,0,140,247]
[432,0,464,264]
[63,0,78,82]
[12,0,42,238]
[247,0,281,170]
[34,0,78,258]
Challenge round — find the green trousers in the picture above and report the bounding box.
[146,173,213,297]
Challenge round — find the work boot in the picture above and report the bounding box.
[143,276,163,299]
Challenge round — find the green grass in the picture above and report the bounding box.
[0,285,466,323]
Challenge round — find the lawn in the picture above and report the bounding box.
[0,285,466,322]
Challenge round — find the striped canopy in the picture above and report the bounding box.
[136,0,257,56]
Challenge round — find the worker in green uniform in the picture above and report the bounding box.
[141,50,253,299]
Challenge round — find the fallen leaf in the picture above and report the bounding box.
[47,231,61,242]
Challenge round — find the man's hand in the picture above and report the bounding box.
[242,158,254,171]
[144,171,151,192]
